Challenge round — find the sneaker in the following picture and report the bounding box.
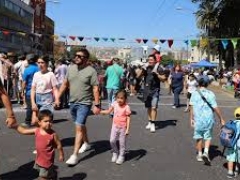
[196,154,203,162]
[202,153,211,165]
[172,106,176,109]
[184,108,189,112]
[150,123,156,133]
[78,142,91,153]
[227,172,235,179]
[66,154,78,165]
[111,153,118,163]
[32,150,37,154]
[145,122,152,130]
[116,156,125,165]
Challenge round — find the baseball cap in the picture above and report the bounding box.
[153,45,160,52]
[198,75,210,85]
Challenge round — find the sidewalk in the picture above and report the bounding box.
[209,81,234,97]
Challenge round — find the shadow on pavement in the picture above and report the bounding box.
[63,139,111,167]
[79,140,111,162]
[0,161,38,180]
[53,119,69,124]
[125,149,147,161]
[209,145,222,161]
[59,173,87,180]
[155,120,177,130]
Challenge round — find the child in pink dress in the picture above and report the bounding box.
[14,110,64,180]
[101,90,131,165]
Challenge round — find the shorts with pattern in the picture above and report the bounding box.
[193,128,213,140]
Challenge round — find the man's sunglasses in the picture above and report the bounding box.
[75,55,87,59]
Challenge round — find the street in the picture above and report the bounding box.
[0,87,238,180]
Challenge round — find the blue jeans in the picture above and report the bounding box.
[172,87,183,107]
[70,103,91,126]
[107,89,119,106]
[25,95,32,125]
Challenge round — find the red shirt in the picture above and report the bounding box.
[112,101,131,128]
[35,128,55,168]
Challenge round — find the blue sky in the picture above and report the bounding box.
[46,0,200,48]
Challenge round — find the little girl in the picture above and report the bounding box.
[14,109,64,180]
[100,90,131,165]
[184,73,198,112]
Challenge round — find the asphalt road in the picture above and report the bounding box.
[0,87,239,180]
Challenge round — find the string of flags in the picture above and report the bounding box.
[0,29,239,50]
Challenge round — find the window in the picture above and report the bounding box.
[5,0,13,10]
[13,4,20,14]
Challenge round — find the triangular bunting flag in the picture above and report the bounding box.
[231,39,238,49]
[102,37,108,42]
[69,36,76,41]
[119,38,125,40]
[2,31,10,35]
[190,40,197,47]
[221,40,229,50]
[143,39,148,44]
[94,37,100,42]
[160,39,166,44]
[110,38,115,42]
[136,39,142,43]
[168,40,174,48]
[152,38,158,44]
[78,37,84,41]
[53,35,59,40]
[200,38,208,48]
[184,40,189,45]
[61,35,66,39]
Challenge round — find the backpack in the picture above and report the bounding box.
[220,120,240,148]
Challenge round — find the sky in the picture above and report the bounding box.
[46,0,200,49]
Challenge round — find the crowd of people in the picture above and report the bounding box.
[0,47,240,179]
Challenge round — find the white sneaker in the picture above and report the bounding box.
[145,122,152,130]
[196,154,203,162]
[202,153,211,165]
[111,153,118,163]
[116,156,125,165]
[78,142,91,153]
[150,123,156,133]
[172,106,176,109]
[66,154,78,165]
[32,150,37,154]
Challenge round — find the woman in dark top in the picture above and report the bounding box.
[171,64,184,108]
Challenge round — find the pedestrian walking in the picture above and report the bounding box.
[184,73,198,112]
[22,54,39,127]
[31,55,59,124]
[190,75,225,165]
[105,58,124,114]
[13,109,64,180]
[100,90,131,165]
[57,49,101,165]
[143,55,166,133]
[170,64,184,109]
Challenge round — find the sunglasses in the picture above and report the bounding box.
[75,55,87,59]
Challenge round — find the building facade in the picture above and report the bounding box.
[0,0,34,52]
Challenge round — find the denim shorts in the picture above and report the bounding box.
[144,90,160,109]
[193,128,213,140]
[34,163,55,178]
[70,103,91,126]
